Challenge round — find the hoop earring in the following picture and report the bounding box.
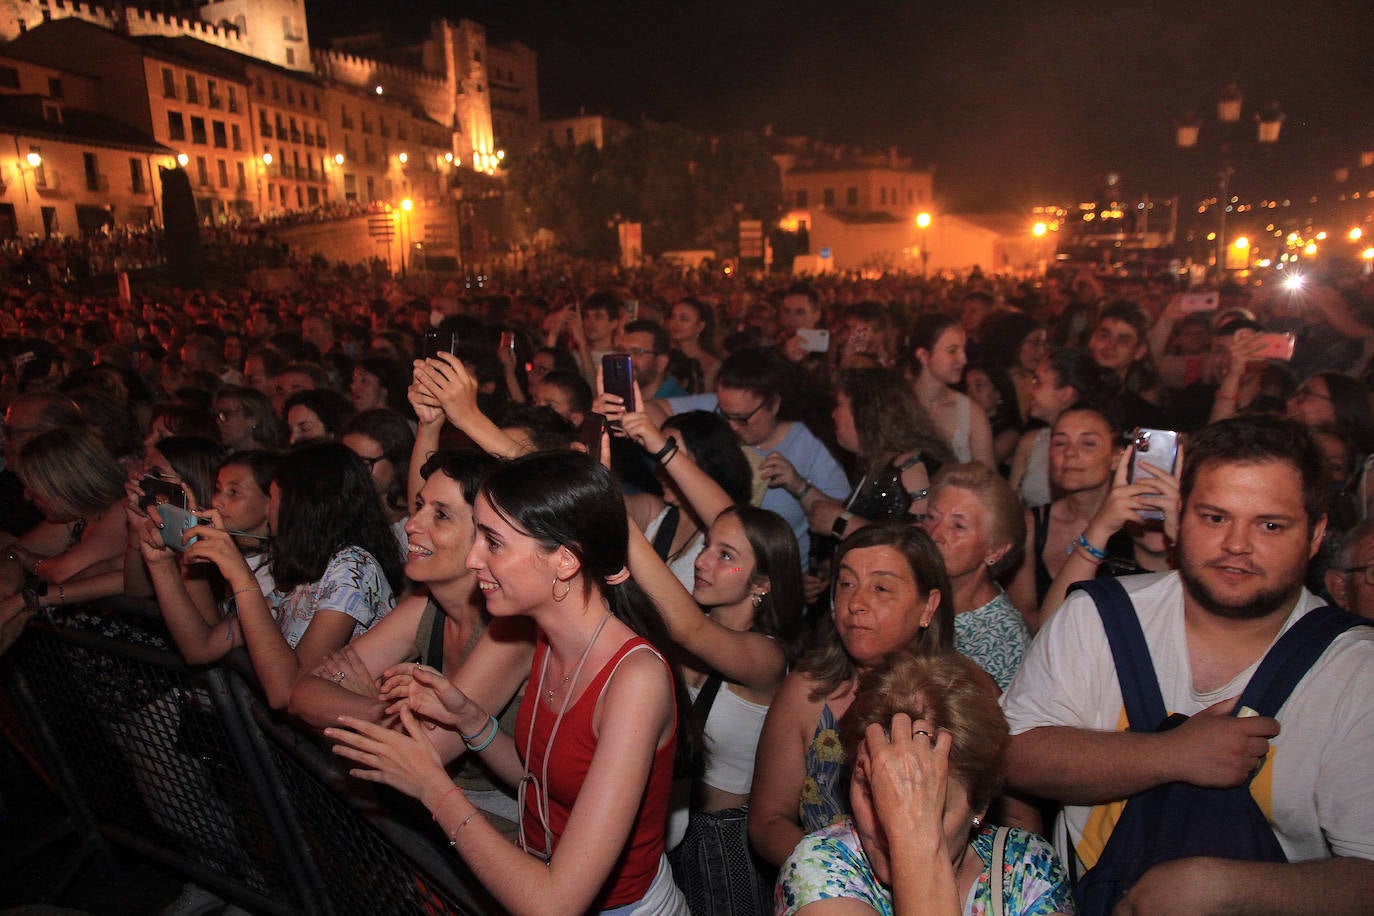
[552,577,571,602]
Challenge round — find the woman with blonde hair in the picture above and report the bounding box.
[921,463,1030,689]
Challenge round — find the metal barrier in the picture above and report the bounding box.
[2,610,495,915]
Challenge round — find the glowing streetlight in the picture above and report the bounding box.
[400,198,413,211]
[444,152,454,163]
[1363,247,1374,260]
[915,212,932,229]
[262,152,274,166]
[334,153,345,165]
[398,152,408,165]
[1304,242,1318,256]
[25,152,41,167]
[1233,236,1249,249]
[374,85,383,95]
[176,153,189,167]
[1032,222,1048,237]
[496,149,505,161]
[1350,227,1364,242]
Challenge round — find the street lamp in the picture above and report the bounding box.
[176,153,189,167]
[915,211,932,277]
[334,153,345,165]
[25,152,41,167]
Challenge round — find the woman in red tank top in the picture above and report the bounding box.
[329,451,701,914]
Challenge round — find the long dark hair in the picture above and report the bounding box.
[479,450,703,775]
[838,368,952,470]
[662,410,753,506]
[270,442,405,593]
[154,435,227,510]
[723,505,805,665]
[798,523,955,701]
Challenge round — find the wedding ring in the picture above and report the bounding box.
[914,729,932,738]
[334,671,345,683]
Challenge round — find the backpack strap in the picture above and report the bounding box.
[1069,578,1167,732]
[1235,605,1371,719]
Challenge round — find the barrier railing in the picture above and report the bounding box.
[2,609,496,915]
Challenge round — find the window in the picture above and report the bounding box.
[184,74,199,104]
[846,187,858,206]
[271,80,279,101]
[83,152,100,191]
[217,159,229,188]
[227,86,239,113]
[823,188,835,207]
[167,111,186,141]
[286,84,294,105]
[236,161,246,189]
[0,66,16,89]
[160,67,176,98]
[285,47,296,66]
[30,147,45,187]
[879,187,886,205]
[344,173,357,202]
[207,79,220,108]
[47,77,62,98]
[196,156,209,186]
[130,158,145,194]
[190,116,207,145]
[231,124,242,150]
[796,189,808,207]
[212,120,227,148]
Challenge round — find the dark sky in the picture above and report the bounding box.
[308,0,1374,212]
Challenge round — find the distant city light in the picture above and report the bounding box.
[24,152,41,167]
[1349,227,1363,241]
[374,85,383,95]
[1233,236,1250,249]
[1363,247,1374,260]
[400,198,413,211]
[1032,222,1048,237]
[444,152,454,163]
[176,153,189,167]
[262,152,273,165]
[1284,274,1305,291]
[915,212,932,228]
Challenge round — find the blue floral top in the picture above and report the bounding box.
[778,820,1076,915]
[954,589,1031,691]
[800,702,851,833]
[269,546,395,648]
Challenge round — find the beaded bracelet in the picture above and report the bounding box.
[1068,533,1107,561]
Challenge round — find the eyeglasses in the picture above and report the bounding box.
[617,346,659,357]
[715,401,768,425]
[1339,565,1374,586]
[1292,387,1332,403]
[355,453,386,471]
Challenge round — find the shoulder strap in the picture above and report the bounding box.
[423,598,446,671]
[990,826,1010,916]
[1069,578,1166,732]
[1236,605,1371,718]
[1031,505,1050,557]
[651,506,680,560]
[692,672,725,723]
[895,452,925,472]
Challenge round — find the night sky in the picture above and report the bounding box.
[308,0,1374,213]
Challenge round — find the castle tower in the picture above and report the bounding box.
[197,0,310,71]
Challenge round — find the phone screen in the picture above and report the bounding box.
[139,475,186,510]
[424,330,459,361]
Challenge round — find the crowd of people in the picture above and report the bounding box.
[1,257,1372,915]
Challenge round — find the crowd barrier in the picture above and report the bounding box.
[0,605,502,915]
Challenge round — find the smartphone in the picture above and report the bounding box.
[1127,428,1180,521]
[602,354,635,413]
[578,413,606,454]
[139,475,186,510]
[157,503,206,552]
[797,328,831,353]
[1252,332,1295,361]
[1178,292,1219,313]
[423,329,459,361]
[499,331,516,355]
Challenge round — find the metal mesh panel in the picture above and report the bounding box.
[258,728,489,916]
[9,622,303,911]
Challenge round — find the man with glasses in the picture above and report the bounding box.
[648,348,847,560]
[619,320,685,399]
[1325,518,1374,619]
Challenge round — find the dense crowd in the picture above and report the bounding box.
[1,258,1372,915]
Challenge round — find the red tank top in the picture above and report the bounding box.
[515,635,677,909]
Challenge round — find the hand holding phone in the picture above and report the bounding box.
[601,354,636,415]
[1250,332,1295,361]
[138,475,186,510]
[156,503,206,552]
[1126,428,1180,521]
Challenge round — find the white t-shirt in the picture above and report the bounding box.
[1001,570,1374,870]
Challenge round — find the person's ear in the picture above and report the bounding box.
[551,544,582,582]
[918,588,941,628]
[1325,567,1349,609]
[984,542,1012,570]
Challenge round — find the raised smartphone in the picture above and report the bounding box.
[1127,428,1180,522]
[602,354,635,413]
